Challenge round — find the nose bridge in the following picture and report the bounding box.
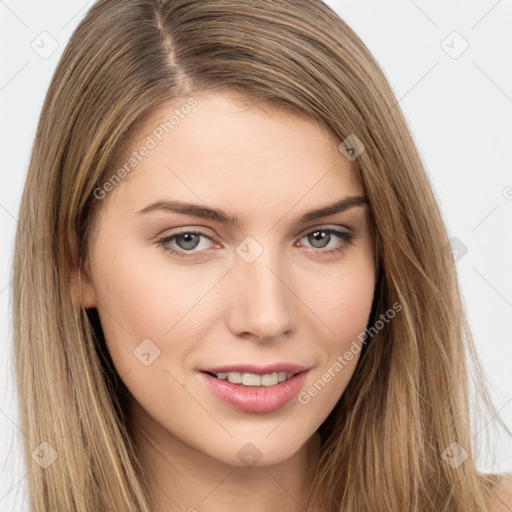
[229,235,294,340]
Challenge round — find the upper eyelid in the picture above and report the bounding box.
[165,223,352,239]
[298,224,352,235]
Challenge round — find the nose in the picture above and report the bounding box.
[226,244,296,343]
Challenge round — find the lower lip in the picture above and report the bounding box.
[199,371,309,413]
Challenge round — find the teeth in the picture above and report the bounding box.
[242,373,261,386]
[214,371,295,386]
[261,373,279,386]
[226,372,241,384]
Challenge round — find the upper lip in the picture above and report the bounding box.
[200,363,309,375]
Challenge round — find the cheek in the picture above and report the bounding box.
[89,251,207,409]
[297,252,375,415]
[309,246,376,349]
[90,241,224,372]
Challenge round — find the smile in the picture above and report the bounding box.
[198,364,310,413]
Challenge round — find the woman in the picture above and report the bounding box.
[12,0,512,510]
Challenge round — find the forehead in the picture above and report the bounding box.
[102,91,364,220]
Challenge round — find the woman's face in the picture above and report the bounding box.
[79,91,376,467]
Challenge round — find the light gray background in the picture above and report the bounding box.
[1,1,511,510]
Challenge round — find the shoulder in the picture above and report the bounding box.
[488,473,512,512]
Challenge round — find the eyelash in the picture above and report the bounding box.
[155,227,355,260]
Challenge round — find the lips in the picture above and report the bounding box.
[198,363,310,413]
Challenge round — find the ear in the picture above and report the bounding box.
[68,234,98,309]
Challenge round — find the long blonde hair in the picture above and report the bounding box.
[12,0,510,510]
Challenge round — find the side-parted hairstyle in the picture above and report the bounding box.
[12,0,510,510]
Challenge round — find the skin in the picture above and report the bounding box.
[74,91,376,511]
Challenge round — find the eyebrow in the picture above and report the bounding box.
[136,195,369,225]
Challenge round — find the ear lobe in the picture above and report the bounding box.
[70,265,98,309]
[68,234,98,309]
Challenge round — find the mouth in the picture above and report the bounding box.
[199,363,307,387]
[198,364,310,413]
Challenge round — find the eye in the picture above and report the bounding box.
[296,227,355,257]
[155,227,355,259]
[156,229,216,259]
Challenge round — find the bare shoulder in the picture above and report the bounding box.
[488,474,512,512]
